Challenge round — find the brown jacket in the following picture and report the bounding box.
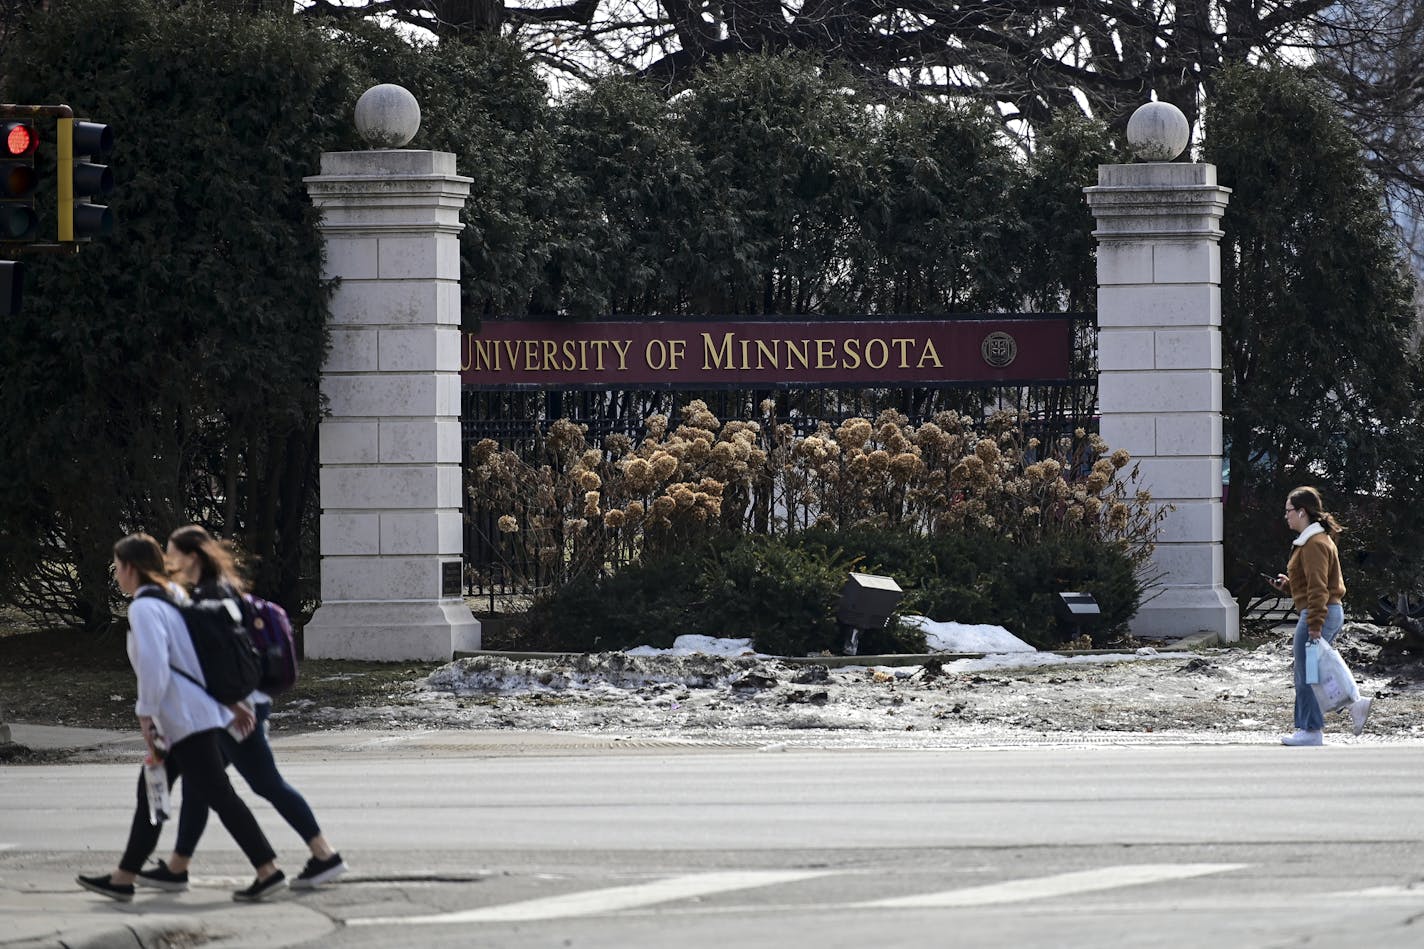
[1281,526,1346,634]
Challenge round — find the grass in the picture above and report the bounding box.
[0,623,444,734]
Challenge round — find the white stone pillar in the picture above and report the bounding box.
[1084,102,1239,642]
[301,87,479,660]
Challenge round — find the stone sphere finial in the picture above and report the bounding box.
[355,84,421,148]
[1126,100,1190,162]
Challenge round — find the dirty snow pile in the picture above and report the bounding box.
[283,621,1424,746]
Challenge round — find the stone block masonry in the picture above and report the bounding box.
[302,148,480,660]
[1086,156,1239,641]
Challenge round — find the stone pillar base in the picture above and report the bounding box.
[304,601,481,661]
[1130,587,1239,642]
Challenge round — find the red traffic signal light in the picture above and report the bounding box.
[0,120,39,241]
[5,122,36,157]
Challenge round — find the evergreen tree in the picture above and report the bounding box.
[672,54,878,316]
[1206,65,1424,608]
[0,0,367,626]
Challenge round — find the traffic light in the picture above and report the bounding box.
[58,118,113,241]
[0,120,39,242]
[0,261,22,316]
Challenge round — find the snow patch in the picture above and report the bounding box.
[902,614,1035,654]
[626,635,760,658]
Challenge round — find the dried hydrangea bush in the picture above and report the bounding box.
[467,400,1164,595]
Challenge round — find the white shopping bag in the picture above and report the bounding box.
[1309,640,1359,714]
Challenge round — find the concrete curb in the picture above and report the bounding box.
[7,916,201,949]
[1157,631,1221,651]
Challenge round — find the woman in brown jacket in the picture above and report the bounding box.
[1269,486,1371,745]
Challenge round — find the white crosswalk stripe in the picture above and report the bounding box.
[860,863,1248,909]
[348,869,837,925]
[348,863,1248,925]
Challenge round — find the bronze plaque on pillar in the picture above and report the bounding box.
[441,560,463,597]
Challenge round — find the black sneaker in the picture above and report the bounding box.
[135,859,189,892]
[77,873,134,903]
[232,870,286,903]
[291,853,348,890]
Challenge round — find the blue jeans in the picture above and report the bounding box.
[175,702,322,856]
[1292,604,1345,731]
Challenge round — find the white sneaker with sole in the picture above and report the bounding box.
[1281,729,1323,746]
[1349,697,1373,736]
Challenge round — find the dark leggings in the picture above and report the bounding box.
[175,702,321,856]
[119,728,275,873]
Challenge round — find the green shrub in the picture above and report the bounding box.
[803,525,1141,649]
[521,543,711,653]
[523,524,1140,655]
[900,531,1015,629]
[692,535,858,657]
[793,525,933,577]
[981,534,1141,647]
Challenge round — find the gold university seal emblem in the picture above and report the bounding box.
[980,331,1017,368]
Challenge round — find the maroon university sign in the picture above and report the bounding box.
[461,317,1073,389]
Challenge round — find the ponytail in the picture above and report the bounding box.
[1288,486,1344,536]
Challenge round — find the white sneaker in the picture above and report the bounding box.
[1349,698,1373,736]
[1281,729,1323,746]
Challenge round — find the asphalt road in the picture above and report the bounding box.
[6,739,1424,948]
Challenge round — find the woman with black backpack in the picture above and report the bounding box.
[77,533,285,903]
[130,524,348,894]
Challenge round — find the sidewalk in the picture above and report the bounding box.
[0,725,330,949]
[0,874,335,949]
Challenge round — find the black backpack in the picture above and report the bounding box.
[135,588,262,705]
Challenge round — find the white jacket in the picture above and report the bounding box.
[127,583,234,745]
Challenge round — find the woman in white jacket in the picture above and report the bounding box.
[76,533,285,903]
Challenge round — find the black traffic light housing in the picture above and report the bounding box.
[0,260,22,315]
[0,120,39,242]
[59,117,113,241]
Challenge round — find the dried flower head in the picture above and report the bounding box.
[651,452,679,480]
[625,457,652,483]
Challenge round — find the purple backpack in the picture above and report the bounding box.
[243,594,298,695]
